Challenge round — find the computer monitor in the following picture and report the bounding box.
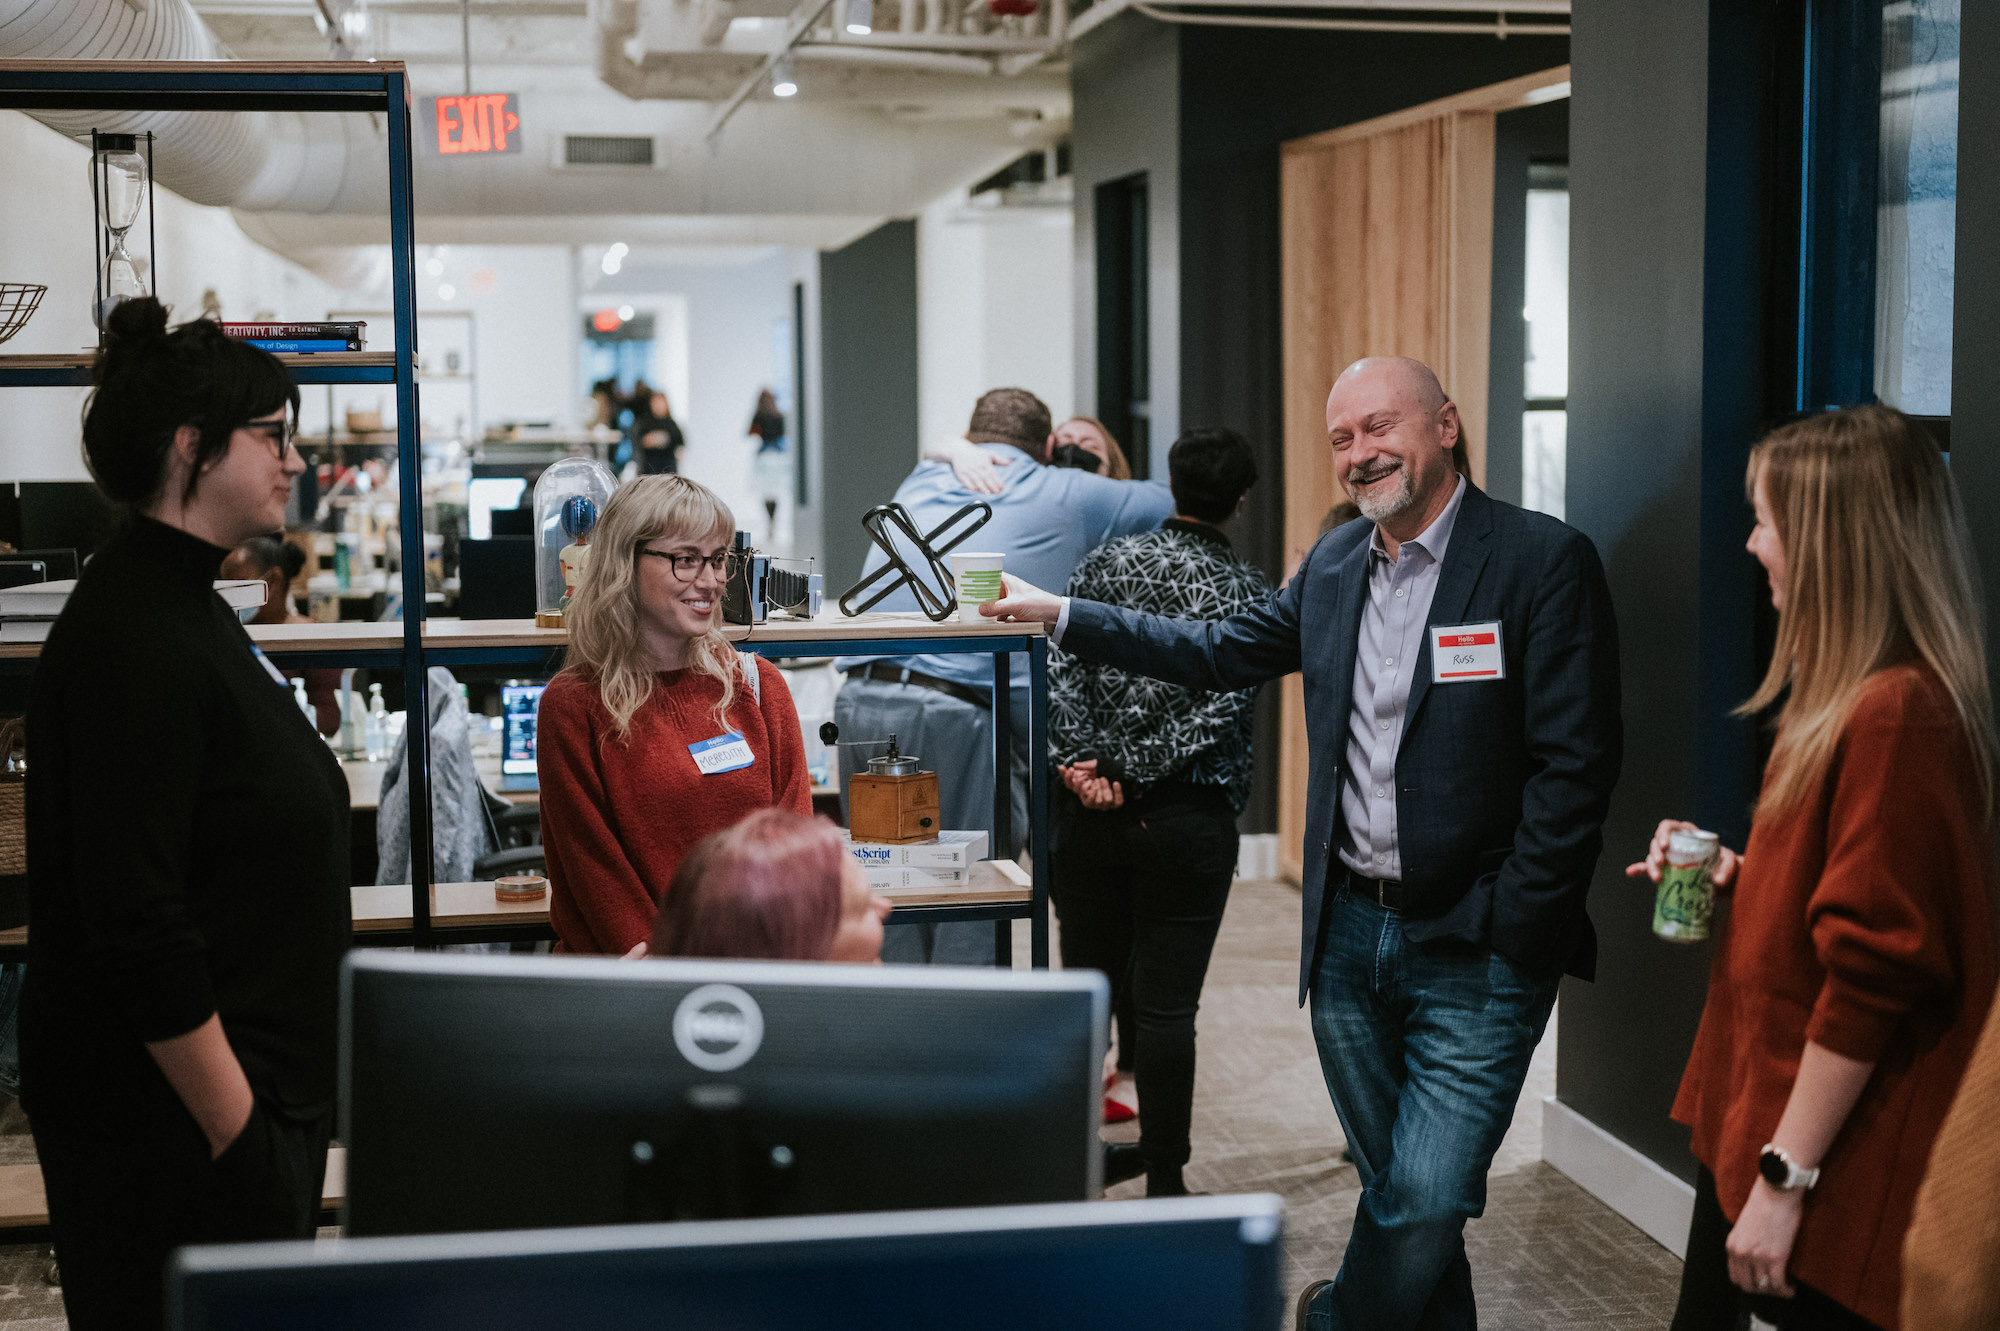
[341,952,1106,1237]
[455,537,535,619]
[171,1196,1285,1331]
[499,681,545,790]
[466,476,527,541]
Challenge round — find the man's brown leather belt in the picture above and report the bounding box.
[847,663,991,711]
[1348,868,1409,911]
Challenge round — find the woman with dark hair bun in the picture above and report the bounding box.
[652,808,890,964]
[23,297,351,1330]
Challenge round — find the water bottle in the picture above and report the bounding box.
[292,677,314,726]
[365,683,388,761]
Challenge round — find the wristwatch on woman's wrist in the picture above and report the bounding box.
[1758,1144,1821,1193]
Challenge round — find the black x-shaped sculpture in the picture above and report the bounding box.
[838,501,994,621]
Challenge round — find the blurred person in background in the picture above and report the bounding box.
[652,808,891,964]
[633,388,685,476]
[934,413,1135,494]
[1629,406,1998,1331]
[219,536,338,737]
[1901,988,2000,1330]
[1048,426,1270,1197]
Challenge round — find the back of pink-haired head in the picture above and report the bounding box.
[653,808,847,962]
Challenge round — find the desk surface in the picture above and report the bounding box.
[350,859,1031,932]
[342,754,536,812]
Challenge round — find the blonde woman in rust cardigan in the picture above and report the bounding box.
[537,475,810,955]
[1629,406,1999,1331]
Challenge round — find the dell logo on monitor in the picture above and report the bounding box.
[672,984,765,1071]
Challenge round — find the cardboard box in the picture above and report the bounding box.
[863,865,972,891]
[841,830,989,871]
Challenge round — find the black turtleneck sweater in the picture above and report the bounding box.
[21,516,351,1115]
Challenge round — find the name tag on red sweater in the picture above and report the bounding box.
[690,731,755,775]
[1431,622,1505,682]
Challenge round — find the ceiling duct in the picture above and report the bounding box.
[0,0,385,211]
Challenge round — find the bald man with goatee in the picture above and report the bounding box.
[985,358,1623,1331]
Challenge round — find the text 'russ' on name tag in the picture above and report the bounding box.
[689,731,756,775]
[1431,622,1505,683]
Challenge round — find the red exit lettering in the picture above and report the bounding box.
[435,94,521,155]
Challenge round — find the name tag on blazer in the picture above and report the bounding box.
[689,732,756,775]
[1431,622,1505,683]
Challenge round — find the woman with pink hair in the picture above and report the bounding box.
[653,809,891,964]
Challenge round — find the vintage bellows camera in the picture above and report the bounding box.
[722,531,822,625]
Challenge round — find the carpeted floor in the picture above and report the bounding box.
[0,876,1684,1329]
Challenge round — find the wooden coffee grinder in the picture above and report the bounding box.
[846,733,940,844]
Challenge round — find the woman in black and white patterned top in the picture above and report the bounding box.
[1048,426,1272,1198]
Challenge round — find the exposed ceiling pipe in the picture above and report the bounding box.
[1128,3,1568,36]
[1066,0,1567,44]
[0,0,386,210]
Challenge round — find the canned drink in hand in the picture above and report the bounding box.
[1653,828,1720,942]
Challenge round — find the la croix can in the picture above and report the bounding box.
[1652,828,1720,942]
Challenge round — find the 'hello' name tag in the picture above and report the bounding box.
[689,731,755,776]
[1431,622,1505,683]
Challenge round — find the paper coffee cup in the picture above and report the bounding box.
[950,552,1005,622]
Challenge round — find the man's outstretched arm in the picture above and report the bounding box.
[984,566,1305,694]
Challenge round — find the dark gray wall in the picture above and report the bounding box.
[1560,0,1781,1180]
[1955,0,2000,672]
[1071,13,1181,478]
[819,220,920,593]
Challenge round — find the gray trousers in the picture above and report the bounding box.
[834,673,1029,966]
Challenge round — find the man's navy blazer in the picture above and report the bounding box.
[1060,484,1623,1004]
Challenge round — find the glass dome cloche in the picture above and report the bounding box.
[532,456,619,628]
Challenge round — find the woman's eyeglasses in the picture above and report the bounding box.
[240,417,297,460]
[640,548,736,581]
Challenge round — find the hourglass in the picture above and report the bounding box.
[91,132,153,330]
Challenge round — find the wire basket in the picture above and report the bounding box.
[0,285,47,346]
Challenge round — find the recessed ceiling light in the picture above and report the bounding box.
[617,304,635,321]
[438,284,456,300]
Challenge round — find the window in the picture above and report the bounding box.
[1874,0,1959,415]
[1522,166,1569,520]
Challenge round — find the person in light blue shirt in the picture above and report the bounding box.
[836,387,1173,965]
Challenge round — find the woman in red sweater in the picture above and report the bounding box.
[538,475,811,954]
[1629,406,1999,1330]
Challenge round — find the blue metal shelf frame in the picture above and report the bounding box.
[0,61,1053,967]
[0,59,440,947]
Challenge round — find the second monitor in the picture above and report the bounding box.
[342,953,1108,1237]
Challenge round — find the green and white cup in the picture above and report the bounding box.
[950,552,1005,623]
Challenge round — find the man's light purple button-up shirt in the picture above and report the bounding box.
[1337,476,1467,883]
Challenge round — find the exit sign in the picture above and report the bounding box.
[424,94,522,155]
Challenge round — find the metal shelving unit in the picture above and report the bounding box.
[0,60,1052,966]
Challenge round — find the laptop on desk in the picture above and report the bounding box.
[499,681,545,793]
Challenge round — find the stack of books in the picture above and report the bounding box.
[0,579,268,643]
[221,321,367,354]
[838,830,989,891]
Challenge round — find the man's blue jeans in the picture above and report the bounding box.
[1305,883,1559,1331]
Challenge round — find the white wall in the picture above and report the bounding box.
[412,244,581,434]
[586,247,809,555]
[0,111,368,479]
[918,191,1073,451]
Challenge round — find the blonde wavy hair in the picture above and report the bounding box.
[561,474,745,740]
[1739,405,1997,818]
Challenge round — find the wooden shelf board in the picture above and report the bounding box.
[0,351,392,370]
[0,1147,346,1230]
